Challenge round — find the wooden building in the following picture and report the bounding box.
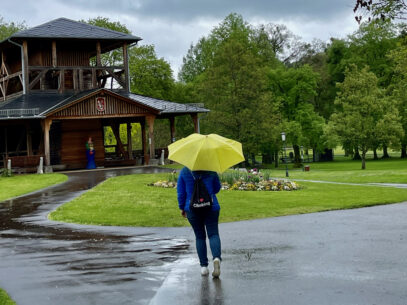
[0,18,208,170]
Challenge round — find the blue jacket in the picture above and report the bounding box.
[177,167,221,212]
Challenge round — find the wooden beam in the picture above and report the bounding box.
[73,69,78,91]
[28,70,47,90]
[146,116,155,159]
[169,117,176,143]
[190,113,199,133]
[96,42,102,66]
[59,69,65,93]
[26,122,32,156]
[22,40,29,93]
[52,41,57,67]
[127,123,133,160]
[79,69,83,91]
[92,69,97,89]
[0,71,23,83]
[105,68,125,87]
[111,123,128,160]
[29,65,124,70]
[140,119,147,165]
[123,43,129,92]
[41,119,52,166]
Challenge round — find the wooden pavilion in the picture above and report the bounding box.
[0,18,208,170]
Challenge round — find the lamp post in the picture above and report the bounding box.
[300,145,304,171]
[281,132,289,178]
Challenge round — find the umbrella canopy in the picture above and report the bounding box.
[168,133,245,173]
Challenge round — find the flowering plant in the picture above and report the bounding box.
[220,169,299,191]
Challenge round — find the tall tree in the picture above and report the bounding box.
[388,37,407,157]
[269,64,323,165]
[129,45,174,100]
[327,65,403,169]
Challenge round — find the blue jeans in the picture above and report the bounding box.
[187,210,221,267]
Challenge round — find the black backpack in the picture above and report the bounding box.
[190,173,213,213]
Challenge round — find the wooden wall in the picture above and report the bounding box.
[60,119,104,169]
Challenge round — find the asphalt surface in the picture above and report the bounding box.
[1,167,407,305]
[151,203,407,305]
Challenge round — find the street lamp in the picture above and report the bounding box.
[281,132,289,178]
[300,145,304,171]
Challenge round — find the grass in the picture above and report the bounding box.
[0,288,16,305]
[268,158,407,183]
[0,173,68,202]
[48,172,407,227]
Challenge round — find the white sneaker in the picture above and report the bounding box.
[212,258,221,278]
[201,266,209,276]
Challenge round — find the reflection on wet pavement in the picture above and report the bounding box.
[0,167,191,305]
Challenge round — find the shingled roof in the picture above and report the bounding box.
[0,89,209,119]
[7,18,141,42]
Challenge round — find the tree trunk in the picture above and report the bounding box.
[401,144,407,158]
[382,145,390,158]
[251,153,256,167]
[361,151,366,170]
[353,147,361,160]
[262,152,273,164]
[293,145,301,168]
[274,151,279,168]
[373,148,378,160]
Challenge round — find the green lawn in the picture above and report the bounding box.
[0,288,16,305]
[49,172,407,227]
[0,173,68,202]
[267,158,407,183]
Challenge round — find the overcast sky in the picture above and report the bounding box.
[2,0,359,77]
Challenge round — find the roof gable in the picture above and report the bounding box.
[9,18,141,42]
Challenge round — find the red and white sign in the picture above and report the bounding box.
[96,97,106,112]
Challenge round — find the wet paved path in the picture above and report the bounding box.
[0,167,191,305]
[2,170,407,305]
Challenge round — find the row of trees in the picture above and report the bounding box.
[1,12,406,169]
[177,14,407,169]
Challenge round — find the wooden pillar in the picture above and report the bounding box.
[127,123,133,160]
[42,119,52,166]
[73,69,78,91]
[26,122,32,156]
[169,117,176,142]
[52,41,57,67]
[79,69,83,91]
[140,119,148,165]
[59,69,65,93]
[123,42,129,92]
[96,42,102,66]
[22,40,29,94]
[146,116,156,160]
[190,113,199,133]
[96,42,101,90]
[111,122,128,160]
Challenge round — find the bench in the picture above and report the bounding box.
[4,155,43,173]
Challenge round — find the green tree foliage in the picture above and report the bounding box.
[388,37,407,157]
[354,0,407,23]
[178,14,280,164]
[0,16,26,40]
[327,66,403,169]
[83,17,131,66]
[346,20,398,86]
[129,45,174,100]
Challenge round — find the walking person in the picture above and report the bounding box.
[177,167,222,277]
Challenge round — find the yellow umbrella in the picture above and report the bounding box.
[168,133,245,173]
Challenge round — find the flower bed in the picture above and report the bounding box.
[149,169,300,191]
[221,179,299,191]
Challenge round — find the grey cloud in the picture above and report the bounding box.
[57,0,355,23]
